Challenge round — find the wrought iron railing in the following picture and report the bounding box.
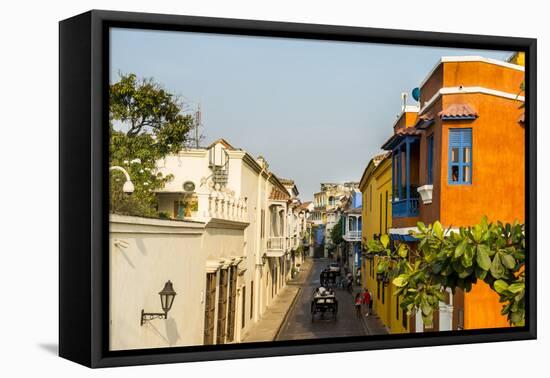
[392,198,419,218]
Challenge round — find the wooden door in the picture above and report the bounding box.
[226,266,237,342]
[203,273,216,345]
[216,269,228,344]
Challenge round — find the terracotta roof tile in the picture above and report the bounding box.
[381,127,422,150]
[396,127,422,136]
[269,187,290,201]
[299,201,312,209]
[438,104,478,119]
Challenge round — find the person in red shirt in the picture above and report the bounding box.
[362,289,371,316]
[354,293,362,318]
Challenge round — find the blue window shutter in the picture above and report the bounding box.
[461,129,472,146]
[449,130,461,146]
[448,128,472,185]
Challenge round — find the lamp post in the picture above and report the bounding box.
[110,165,135,194]
[140,280,177,326]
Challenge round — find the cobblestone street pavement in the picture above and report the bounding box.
[276,258,387,341]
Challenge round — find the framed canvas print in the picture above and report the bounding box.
[59,10,537,368]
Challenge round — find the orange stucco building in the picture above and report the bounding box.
[381,56,525,332]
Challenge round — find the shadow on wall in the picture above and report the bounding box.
[147,317,181,347]
[136,238,148,256]
[165,318,181,346]
[116,244,136,269]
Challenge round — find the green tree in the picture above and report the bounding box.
[109,73,194,216]
[519,82,525,109]
[331,217,344,245]
[365,217,525,327]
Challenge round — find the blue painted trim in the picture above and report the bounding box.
[441,115,477,121]
[448,128,472,185]
[427,134,434,185]
[397,145,402,199]
[405,139,410,206]
[389,233,418,242]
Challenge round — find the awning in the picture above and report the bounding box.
[415,111,436,129]
[381,127,422,150]
[390,233,418,242]
[438,103,478,120]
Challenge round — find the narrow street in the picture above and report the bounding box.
[276,258,368,341]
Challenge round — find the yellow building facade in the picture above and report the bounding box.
[359,154,408,334]
[508,51,525,67]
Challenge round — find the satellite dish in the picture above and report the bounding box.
[412,87,420,102]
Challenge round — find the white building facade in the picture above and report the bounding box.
[109,139,304,350]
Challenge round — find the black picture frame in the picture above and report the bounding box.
[59,9,537,368]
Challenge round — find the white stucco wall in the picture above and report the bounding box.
[109,215,206,351]
[156,150,209,193]
[113,142,299,348]
[110,213,253,350]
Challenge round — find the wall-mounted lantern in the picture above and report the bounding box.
[140,280,177,326]
[262,253,268,265]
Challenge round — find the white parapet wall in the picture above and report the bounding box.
[109,213,253,350]
[109,214,206,351]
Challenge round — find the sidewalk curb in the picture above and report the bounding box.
[274,259,315,341]
[274,286,302,341]
[360,314,372,335]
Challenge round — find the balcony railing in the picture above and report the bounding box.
[268,236,303,251]
[267,236,285,250]
[344,230,362,241]
[392,198,419,218]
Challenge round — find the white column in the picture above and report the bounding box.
[196,189,210,221]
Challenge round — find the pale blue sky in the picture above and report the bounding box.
[110,28,512,201]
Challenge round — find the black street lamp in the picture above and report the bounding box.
[141,280,177,326]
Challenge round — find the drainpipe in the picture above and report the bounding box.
[254,163,272,320]
[253,164,266,322]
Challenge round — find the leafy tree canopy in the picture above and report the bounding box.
[331,217,344,245]
[109,73,194,216]
[365,217,525,328]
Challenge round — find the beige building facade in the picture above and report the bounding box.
[109,139,305,350]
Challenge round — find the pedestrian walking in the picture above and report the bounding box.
[346,272,353,293]
[362,289,371,316]
[354,293,362,318]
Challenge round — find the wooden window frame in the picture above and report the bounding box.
[250,281,254,319]
[241,285,246,329]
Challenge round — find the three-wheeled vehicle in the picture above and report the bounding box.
[311,289,338,321]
